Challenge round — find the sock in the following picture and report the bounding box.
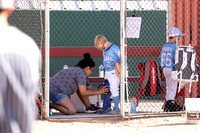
[113,96,119,109]
[107,99,112,110]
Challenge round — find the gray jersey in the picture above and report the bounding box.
[0,26,40,133]
[50,67,90,95]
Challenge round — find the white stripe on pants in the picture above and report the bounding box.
[105,70,120,98]
[163,68,187,101]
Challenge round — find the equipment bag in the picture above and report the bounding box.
[171,46,199,82]
[137,60,166,106]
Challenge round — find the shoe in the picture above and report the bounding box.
[196,95,200,98]
[108,108,120,115]
[97,108,112,114]
[163,100,183,112]
[161,102,166,109]
[85,105,98,113]
[91,104,101,110]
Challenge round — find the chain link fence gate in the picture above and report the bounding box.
[8,0,200,120]
[125,0,200,119]
[124,0,168,117]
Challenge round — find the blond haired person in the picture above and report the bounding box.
[94,35,120,114]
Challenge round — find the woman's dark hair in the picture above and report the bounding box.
[77,53,95,69]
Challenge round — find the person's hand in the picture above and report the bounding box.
[99,86,109,95]
[115,62,120,77]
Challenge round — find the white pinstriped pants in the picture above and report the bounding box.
[105,70,120,98]
[163,67,186,101]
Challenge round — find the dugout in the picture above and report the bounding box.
[7,10,167,120]
[8,7,200,120]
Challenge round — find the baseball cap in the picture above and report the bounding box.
[168,27,186,37]
[0,0,14,9]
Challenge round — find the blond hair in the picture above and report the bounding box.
[94,35,107,47]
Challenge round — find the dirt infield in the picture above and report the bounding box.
[32,116,200,133]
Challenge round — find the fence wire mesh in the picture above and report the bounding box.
[9,0,200,119]
[125,0,200,116]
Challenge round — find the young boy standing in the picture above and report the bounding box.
[94,35,120,114]
[159,27,186,112]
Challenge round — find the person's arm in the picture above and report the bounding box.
[78,84,108,96]
[85,78,98,90]
[87,85,99,90]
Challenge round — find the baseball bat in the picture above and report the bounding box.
[189,25,192,46]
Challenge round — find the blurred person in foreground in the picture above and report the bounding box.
[0,0,41,133]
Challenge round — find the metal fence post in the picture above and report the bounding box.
[120,0,127,120]
[44,0,50,120]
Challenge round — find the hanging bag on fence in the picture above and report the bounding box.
[171,46,199,82]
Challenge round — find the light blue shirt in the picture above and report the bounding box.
[103,43,120,71]
[159,42,178,68]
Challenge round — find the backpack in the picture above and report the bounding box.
[172,46,199,105]
[171,46,199,82]
[137,60,166,106]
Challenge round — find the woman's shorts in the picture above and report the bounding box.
[50,93,69,104]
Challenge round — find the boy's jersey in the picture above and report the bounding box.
[159,42,177,68]
[103,43,120,71]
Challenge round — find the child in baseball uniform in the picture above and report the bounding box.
[159,27,186,112]
[94,35,120,114]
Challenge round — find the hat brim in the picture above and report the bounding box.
[169,33,186,37]
[179,33,186,36]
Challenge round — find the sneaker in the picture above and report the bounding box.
[85,105,98,113]
[108,108,120,115]
[164,100,183,112]
[91,104,101,110]
[161,102,166,109]
[97,108,112,114]
[196,95,200,98]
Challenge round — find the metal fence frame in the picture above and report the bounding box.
[42,0,170,120]
[13,0,199,120]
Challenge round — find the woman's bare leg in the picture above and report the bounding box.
[50,97,76,115]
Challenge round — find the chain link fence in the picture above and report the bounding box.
[125,1,168,115]
[125,0,200,117]
[8,0,200,119]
